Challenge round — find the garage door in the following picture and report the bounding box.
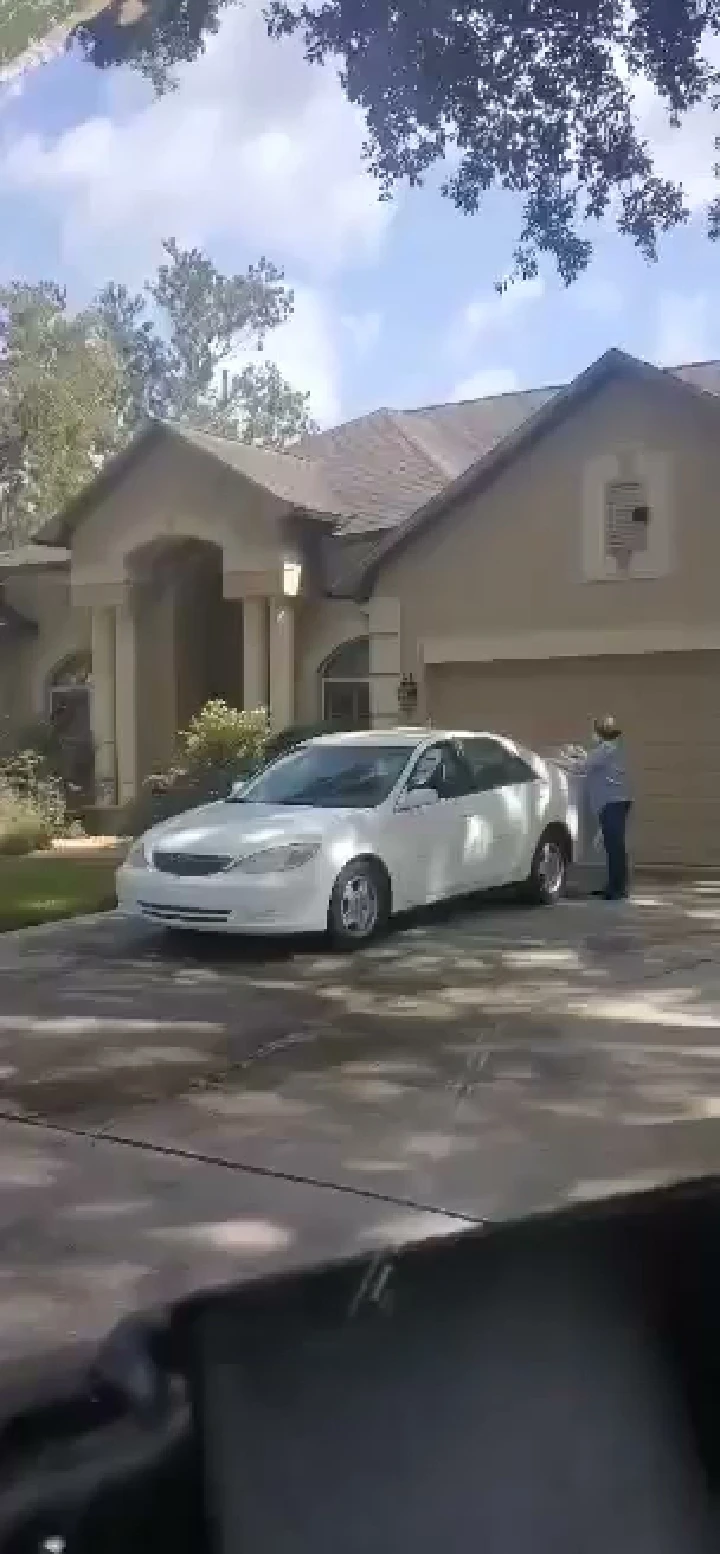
[426,652,720,867]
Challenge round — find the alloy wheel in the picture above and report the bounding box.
[339,872,379,938]
[536,839,565,898]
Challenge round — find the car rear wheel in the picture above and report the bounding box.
[328,858,390,948]
[527,829,569,905]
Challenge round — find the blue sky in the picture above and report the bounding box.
[2,6,720,428]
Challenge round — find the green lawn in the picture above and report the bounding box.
[0,854,118,931]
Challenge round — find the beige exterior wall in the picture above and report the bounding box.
[294,598,368,724]
[372,374,720,705]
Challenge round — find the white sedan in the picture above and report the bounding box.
[116,729,579,948]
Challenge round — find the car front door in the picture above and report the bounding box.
[456,737,543,888]
[390,741,478,909]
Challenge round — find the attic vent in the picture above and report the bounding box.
[605,480,650,569]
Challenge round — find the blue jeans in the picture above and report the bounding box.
[599,801,631,898]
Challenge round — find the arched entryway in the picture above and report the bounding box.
[320,637,370,728]
[129,537,245,781]
[47,651,94,803]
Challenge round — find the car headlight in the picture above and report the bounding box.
[125,839,150,869]
[232,842,321,874]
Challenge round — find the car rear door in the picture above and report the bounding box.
[456,737,545,888]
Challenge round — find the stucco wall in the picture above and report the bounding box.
[371,374,720,709]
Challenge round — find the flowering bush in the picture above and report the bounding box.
[0,750,66,855]
[126,702,270,834]
[179,700,269,770]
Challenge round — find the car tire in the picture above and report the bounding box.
[526,829,569,905]
[328,858,390,949]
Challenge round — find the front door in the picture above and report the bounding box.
[390,741,478,908]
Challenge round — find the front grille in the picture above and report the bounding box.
[139,901,232,925]
[151,850,231,877]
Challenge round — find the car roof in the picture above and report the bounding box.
[307,728,518,747]
[309,728,430,748]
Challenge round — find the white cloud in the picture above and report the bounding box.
[341,309,382,357]
[571,276,623,318]
[654,292,711,365]
[226,286,342,427]
[448,276,545,358]
[0,1,392,288]
[451,367,519,401]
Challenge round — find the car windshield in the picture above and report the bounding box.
[228,742,414,808]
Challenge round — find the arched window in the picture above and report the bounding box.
[49,651,91,691]
[320,637,370,729]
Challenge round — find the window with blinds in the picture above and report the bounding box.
[604,480,651,568]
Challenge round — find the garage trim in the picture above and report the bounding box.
[422,624,720,666]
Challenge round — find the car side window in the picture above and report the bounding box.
[460,737,537,793]
[407,742,475,800]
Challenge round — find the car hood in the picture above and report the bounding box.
[145,801,354,858]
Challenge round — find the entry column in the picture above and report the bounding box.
[242,598,269,711]
[115,590,138,804]
[91,607,116,805]
[269,598,295,732]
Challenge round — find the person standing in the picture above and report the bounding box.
[583,715,633,900]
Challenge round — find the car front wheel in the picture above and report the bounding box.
[527,830,569,905]
[328,858,390,948]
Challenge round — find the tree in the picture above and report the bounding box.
[194,361,318,447]
[25,0,718,285]
[0,0,88,73]
[0,242,318,546]
[0,281,124,545]
[96,238,316,442]
[72,0,230,90]
[265,0,720,284]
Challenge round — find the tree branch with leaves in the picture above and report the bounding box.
[264,0,720,284]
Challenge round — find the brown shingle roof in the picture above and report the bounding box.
[172,426,354,520]
[297,409,453,533]
[32,351,720,568]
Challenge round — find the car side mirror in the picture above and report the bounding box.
[396,786,439,812]
[230,779,249,797]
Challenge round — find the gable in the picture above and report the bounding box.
[370,369,720,653]
[67,431,292,581]
[351,351,720,597]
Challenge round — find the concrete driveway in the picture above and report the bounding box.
[2,881,720,1390]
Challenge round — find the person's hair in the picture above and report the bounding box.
[593,716,621,741]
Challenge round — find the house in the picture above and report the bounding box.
[1,345,720,866]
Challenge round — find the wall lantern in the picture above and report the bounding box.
[282,560,302,598]
[398,673,418,719]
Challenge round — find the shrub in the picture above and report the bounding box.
[0,783,53,856]
[179,701,269,772]
[0,750,66,854]
[126,702,270,834]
